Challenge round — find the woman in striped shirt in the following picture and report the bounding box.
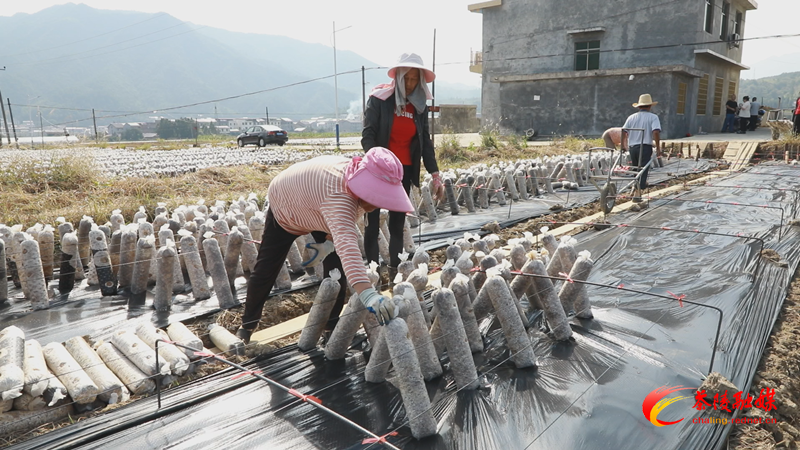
[236,147,413,344]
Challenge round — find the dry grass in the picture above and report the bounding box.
[0,162,286,227]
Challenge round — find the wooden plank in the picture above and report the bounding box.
[723,142,741,161]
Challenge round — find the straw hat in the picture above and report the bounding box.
[387,53,436,83]
[632,94,658,107]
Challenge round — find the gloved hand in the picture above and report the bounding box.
[301,240,335,268]
[431,172,445,202]
[359,287,397,325]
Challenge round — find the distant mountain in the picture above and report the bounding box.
[0,3,479,128]
[740,71,800,110]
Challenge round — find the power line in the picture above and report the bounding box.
[49,66,388,127]
[0,13,169,58]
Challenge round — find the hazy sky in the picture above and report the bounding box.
[1,0,798,85]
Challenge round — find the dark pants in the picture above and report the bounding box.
[794,114,800,136]
[628,144,653,190]
[737,117,749,133]
[241,209,347,331]
[749,115,759,131]
[721,113,736,132]
[364,165,413,268]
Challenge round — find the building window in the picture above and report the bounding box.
[575,41,600,71]
[704,0,715,34]
[720,2,729,40]
[697,74,710,115]
[713,77,724,116]
[677,82,687,115]
[727,79,737,104]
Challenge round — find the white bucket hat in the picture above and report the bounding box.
[387,53,436,83]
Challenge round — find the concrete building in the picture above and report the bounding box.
[469,0,756,138]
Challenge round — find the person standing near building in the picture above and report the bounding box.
[621,94,661,203]
[362,53,443,282]
[749,96,761,131]
[721,95,738,133]
[737,96,751,134]
[793,93,800,136]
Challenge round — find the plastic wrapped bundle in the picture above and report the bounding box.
[0,326,25,409]
[432,289,479,390]
[450,275,483,353]
[528,260,572,341]
[135,323,191,376]
[19,240,49,309]
[248,213,265,243]
[202,235,238,309]
[117,227,138,288]
[153,246,176,311]
[96,342,155,396]
[224,227,244,290]
[298,269,342,351]
[111,329,170,377]
[158,228,185,293]
[473,254,497,292]
[411,247,430,269]
[364,326,391,383]
[396,252,415,283]
[178,232,211,300]
[402,218,416,254]
[238,224,259,274]
[89,229,117,296]
[393,284,441,380]
[455,250,474,275]
[509,242,527,271]
[166,322,204,360]
[58,233,80,294]
[558,250,594,318]
[383,318,438,439]
[444,177,460,215]
[65,336,129,404]
[37,226,55,282]
[130,236,154,297]
[77,216,94,268]
[420,185,437,221]
[42,341,99,405]
[324,293,368,360]
[484,276,537,368]
[22,340,49,398]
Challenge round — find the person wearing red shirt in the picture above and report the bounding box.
[793,93,800,136]
[362,53,443,281]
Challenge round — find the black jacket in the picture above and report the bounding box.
[361,94,438,187]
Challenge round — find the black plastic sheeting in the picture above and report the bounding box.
[11,162,797,450]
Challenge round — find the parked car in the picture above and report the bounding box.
[236,125,288,147]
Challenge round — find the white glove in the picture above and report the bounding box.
[358,288,397,325]
[302,240,335,268]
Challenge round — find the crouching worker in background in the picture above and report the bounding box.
[235,147,414,344]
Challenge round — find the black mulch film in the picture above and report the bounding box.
[15,159,793,450]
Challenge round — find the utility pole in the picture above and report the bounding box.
[431,29,437,147]
[333,21,340,149]
[265,106,269,124]
[92,109,98,143]
[38,107,44,146]
[7,99,18,148]
[0,67,6,147]
[0,89,9,147]
[361,66,366,123]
